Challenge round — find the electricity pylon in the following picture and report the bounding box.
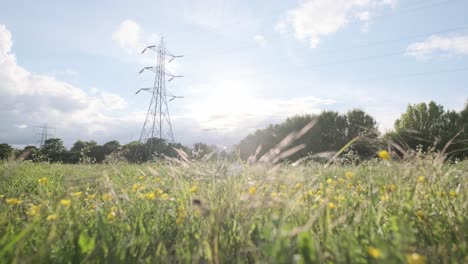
[136,37,183,155]
[34,124,54,147]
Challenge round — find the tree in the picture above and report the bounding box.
[346,109,379,158]
[392,101,466,158]
[0,143,13,160]
[41,138,67,162]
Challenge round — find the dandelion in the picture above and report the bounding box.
[406,253,426,264]
[248,187,257,195]
[417,176,425,183]
[132,183,141,192]
[26,205,40,216]
[85,194,95,201]
[328,202,336,209]
[38,177,48,185]
[189,186,198,193]
[377,150,391,161]
[47,214,58,222]
[345,171,354,179]
[6,198,22,205]
[449,190,457,198]
[326,178,333,184]
[160,193,169,200]
[71,191,82,197]
[139,175,146,180]
[367,246,382,259]
[59,199,71,206]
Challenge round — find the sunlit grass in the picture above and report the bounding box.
[0,157,467,263]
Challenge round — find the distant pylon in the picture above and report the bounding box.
[136,37,183,155]
[34,124,54,147]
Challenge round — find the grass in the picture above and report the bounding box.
[0,156,467,263]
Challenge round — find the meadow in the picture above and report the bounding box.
[0,155,467,263]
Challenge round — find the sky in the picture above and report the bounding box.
[1,0,468,149]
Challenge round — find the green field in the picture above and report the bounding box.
[1,157,467,263]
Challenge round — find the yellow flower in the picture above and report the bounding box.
[6,198,22,205]
[71,191,82,197]
[132,183,141,192]
[160,193,169,200]
[328,202,336,209]
[345,172,354,179]
[26,205,40,216]
[388,184,396,192]
[417,176,425,183]
[139,175,146,180]
[377,150,391,160]
[145,192,156,200]
[368,247,382,259]
[326,178,333,184]
[107,211,116,221]
[47,214,58,221]
[406,253,426,264]
[449,190,457,198]
[189,186,198,193]
[38,177,48,185]
[102,193,112,201]
[59,199,71,206]
[176,205,186,225]
[248,187,257,195]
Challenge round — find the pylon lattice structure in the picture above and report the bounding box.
[136,37,183,154]
[34,124,54,147]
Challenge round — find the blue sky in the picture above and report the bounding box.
[1,0,468,148]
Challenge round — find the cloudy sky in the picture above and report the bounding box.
[1,0,467,148]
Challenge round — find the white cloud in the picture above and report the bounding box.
[276,0,396,48]
[0,24,138,146]
[112,19,158,56]
[406,35,468,59]
[253,34,266,48]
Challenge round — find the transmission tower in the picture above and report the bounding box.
[136,37,183,154]
[34,124,54,147]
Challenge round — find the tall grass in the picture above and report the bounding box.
[0,156,467,263]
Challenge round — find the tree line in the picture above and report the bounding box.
[1,100,467,163]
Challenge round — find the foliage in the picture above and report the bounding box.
[238,109,379,162]
[0,143,13,160]
[0,157,466,263]
[390,101,467,160]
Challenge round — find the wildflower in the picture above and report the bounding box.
[102,193,112,201]
[6,198,22,205]
[345,171,354,179]
[189,186,198,193]
[38,177,48,185]
[449,190,457,198]
[59,199,71,206]
[71,191,82,197]
[139,175,146,180]
[107,211,116,221]
[326,178,333,184]
[406,253,426,264]
[132,183,141,192]
[26,205,40,216]
[328,202,336,209]
[47,214,58,222]
[417,176,425,183]
[387,184,396,192]
[160,193,169,200]
[377,150,391,161]
[248,187,257,195]
[145,192,156,200]
[176,205,186,225]
[368,247,382,259]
